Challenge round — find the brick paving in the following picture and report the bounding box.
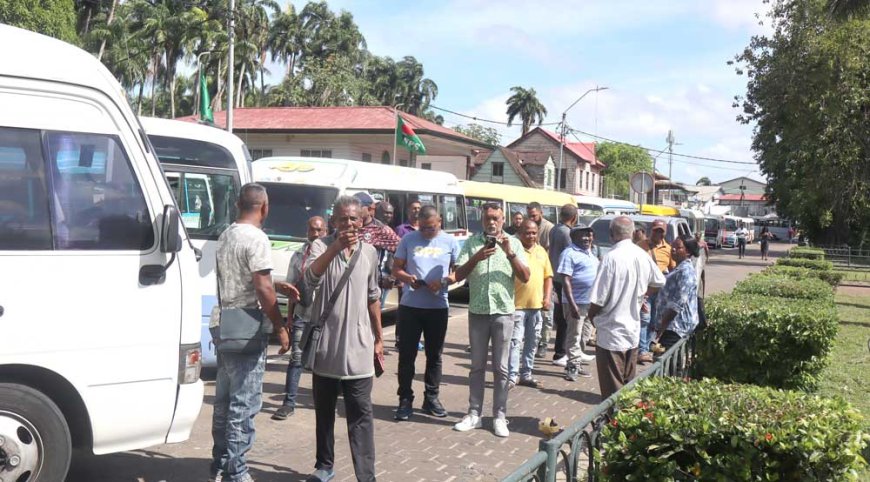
[67,243,788,482]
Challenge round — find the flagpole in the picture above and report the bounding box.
[392,103,404,166]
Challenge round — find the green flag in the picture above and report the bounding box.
[396,116,426,155]
[199,70,214,123]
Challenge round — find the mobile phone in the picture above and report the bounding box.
[374,353,386,377]
[412,278,426,288]
[484,235,498,249]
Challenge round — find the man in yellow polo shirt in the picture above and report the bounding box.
[507,220,553,389]
[637,219,675,363]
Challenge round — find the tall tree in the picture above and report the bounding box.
[596,141,654,199]
[733,0,870,245]
[1,0,78,43]
[505,86,547,136]
[453,123,501,146]
[696,176,712,186]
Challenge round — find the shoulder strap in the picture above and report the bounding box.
[313,242,362,328]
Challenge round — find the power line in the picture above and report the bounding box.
[428,104,561,126]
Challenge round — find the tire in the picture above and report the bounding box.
[0,383,71,482]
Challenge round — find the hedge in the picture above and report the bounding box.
[763,265,844,287]
[599,377,868,481]
[696,293,838,390]
[776,257,834,270]
[789,246,826,260]
[733,274,834,302]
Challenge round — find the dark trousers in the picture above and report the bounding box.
[659,330,682,350]
[738,238,747,257]
[397,305,448,401]
[595,346,638,400]
[313,374,375,482]
[552,281,568,359]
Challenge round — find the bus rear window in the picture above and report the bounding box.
[150,135,236,170]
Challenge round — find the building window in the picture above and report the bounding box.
[362,153,372,163]
[250,149,272,160]
[558,168,567,189]
[585,172,590,191]
[492,162,504,177]
[421,163,432,170]
[381,151,391,164]
[399,159,409,167]
[300,149,332,158]
[591,173,596,193]
[546,169,553,189]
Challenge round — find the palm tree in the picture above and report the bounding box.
[268,4,302,80]
[395,56,437,115]
[506,86,548,136]
[696,176,712,186]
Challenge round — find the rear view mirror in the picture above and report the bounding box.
[161,204,182,253]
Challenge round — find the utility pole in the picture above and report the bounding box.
[665,129,675,204]
[226,0,235,133]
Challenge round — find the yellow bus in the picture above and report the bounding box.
[459,180,577,233]
[640,204,681,217]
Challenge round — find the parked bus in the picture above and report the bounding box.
[753,214,794,241]
[252,157,468,311]
[459,180,576,233]
[741,217,755,243]
[0,26,202,481]
[720,215,742,247]
[704,215,724,249]
[640,204,681,217]
[141,117,252,368]
[575,195,638,225]
[678,208,706,238]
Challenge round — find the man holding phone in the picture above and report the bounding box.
[391,205,460,421]
[304,195,384,482]
[453,202,530,438]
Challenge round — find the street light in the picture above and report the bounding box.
[556,86,608,192]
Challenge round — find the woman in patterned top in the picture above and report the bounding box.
[654,237,701,350]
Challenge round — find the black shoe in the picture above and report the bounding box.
[421,398,447,418]
[271,405,294,421]
[395,398,413,421]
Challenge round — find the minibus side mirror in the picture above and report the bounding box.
[161,204,182,254]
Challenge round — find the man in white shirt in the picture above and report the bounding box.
[735,223,750,259]
[587,216,666,400]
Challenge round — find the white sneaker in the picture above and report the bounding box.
[578,351,596,363]
[552,356,568,367]
[453,414,482,432]
[493,418,510,437]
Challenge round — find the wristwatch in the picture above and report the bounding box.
[506,252,517,260]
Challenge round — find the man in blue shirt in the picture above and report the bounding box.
[557,224,600,381]
[391,205,460,421]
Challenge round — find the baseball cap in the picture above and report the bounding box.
[570,223,593,234]
[353,191,376,207]
[651,219,667,232]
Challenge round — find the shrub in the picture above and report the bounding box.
[789,246,826,260]
[776,257,834,270]
[733,274,834,302]
[599,377,869,481]
[696,293,838,390]
[763,265,844,287]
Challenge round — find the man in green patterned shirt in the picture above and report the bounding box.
[451,202,529,438]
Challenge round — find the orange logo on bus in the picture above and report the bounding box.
[271,162,315,173]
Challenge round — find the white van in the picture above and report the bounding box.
[0,25,203,480]
[141,117,252,367]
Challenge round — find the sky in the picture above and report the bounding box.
[287,0,773,185]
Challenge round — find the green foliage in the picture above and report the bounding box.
[790,246,826,260]
[697,293,838,390]
[0,0,77,44]
[505,86,547,136]
[776,257,834,270]
[597,141,654,199]
[599,377,869,481]
[732,0,870,245]
[763,265,845,287]
[734,274,834,302]
[453,123,501,146]
[696,176,712,186]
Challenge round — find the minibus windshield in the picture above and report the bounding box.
[261,183,338,240]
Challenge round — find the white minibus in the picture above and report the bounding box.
[142,117,252,367]
[253,157,468,310]
[0,25,203,481]
[575,195,638,225]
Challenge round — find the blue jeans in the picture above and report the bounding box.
[211,349,266,481]
[282,316,307,408]
[639,295,657,354]
[508,309,543,382]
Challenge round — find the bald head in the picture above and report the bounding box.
[610,216,634,242]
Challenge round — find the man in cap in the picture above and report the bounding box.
[354,192,400,311]
[556,223,599,381]
[636,219,675,364]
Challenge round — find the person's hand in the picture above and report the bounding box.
[569,303,580,320]
[641,301,650,314]
[497,234,513,254]
[276,326,291,354]
[335,228,358,250]
[427,278,443,293]
[374,339,384,359]
[275,281,300,303]
[542,298,551,311]
[473,245,497,262]
[379,275,396,290]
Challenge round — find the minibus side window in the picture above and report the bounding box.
[45,132,155,250]
[0,127,53,250]
[438,194,462,231]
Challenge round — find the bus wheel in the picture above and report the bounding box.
[0,383,71,482]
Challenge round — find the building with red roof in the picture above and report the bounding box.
[505,127,605,196]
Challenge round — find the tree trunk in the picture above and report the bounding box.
[260,66,266,106]
[236,63,246,109]
[97,0,119,61]
[212,58,223,113]
[137,81,144,116]
[150,56,158,117]
[170,74,176,118]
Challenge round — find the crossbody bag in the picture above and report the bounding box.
[212,261,273,354]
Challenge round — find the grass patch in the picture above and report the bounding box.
[818,292,870,425]
[836,269,870,283]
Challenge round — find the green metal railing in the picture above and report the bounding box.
[502,335,695,482]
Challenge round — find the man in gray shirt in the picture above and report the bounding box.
[304,195,384,482]
[540,203,578,363]
[210,183,290,482]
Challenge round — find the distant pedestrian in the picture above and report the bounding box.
[507,219,553,389]
[759,226,771,261]
[304,195,384,482]
[453,202,529,438]
[391,206,460,421]
[655,237,700,350]
[557,224,599,381]
[210,183,291,482]
[541,204,578,364]
[394,199,422,238]
[272,216,326,421]
[735,223,750,259]
[505,211,524,236]
[527,202,554,250]
[587,216,665,400]
[787,226,796,243]
[695,231,709,257]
